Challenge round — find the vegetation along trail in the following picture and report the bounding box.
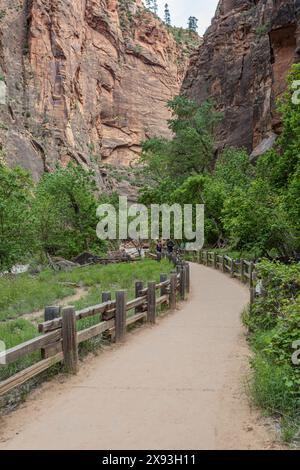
[0,264,279,450]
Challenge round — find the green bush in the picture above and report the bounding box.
[246,261,300,331]
[32,163,107,259]
[244,261,300,441]
[0,162,111,271]
[250,356,300,420]
[0,319,40,382]
[0,165,35,271]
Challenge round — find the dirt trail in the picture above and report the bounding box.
[22,287,88,324]
[0,264,280,450]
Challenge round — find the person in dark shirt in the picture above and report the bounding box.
[167,239,175,254]
[156,241,163,261]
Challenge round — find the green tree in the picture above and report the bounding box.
[257,64,300,189]
[139,97,221,186]
[164,3,171,26]
[171,175,226,245]
[145,0,158,15]
[222,179,294,257]
[0,165,35,270]
[285,163,300,241]
[33,164,106,259]
[214,147,254,190]
[188,16,198,33]
[167,97,221,179]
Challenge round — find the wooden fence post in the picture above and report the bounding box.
[41,306,61,359]
[135,281,144,314]
[230,259,235,278]
[44,306,60,322]
[62,306,78,374]
[240,261,245,283]
[250,287,255,311]
[169,273,177,310]
[185,263,190,294]
[147,282,156,324]
[222,255,225,273]
[197,250,201,264]
[115,291,127,342]
[213,252,217,269]
[180,266,186,300]
[160,274,168,297]
[249,262,254,288]
[100,291,114,341]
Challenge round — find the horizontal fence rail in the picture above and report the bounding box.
[0,255,190,397]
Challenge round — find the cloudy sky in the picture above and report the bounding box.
[156,0,219,35]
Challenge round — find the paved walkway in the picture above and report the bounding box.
[0,264,276,449]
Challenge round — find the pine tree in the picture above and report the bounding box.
[145,0,158,15]
[188,16,198,33]
[164,3,171,26]
[152,0,158,15]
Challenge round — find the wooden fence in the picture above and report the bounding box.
[187,250,256,288]
[0,256,190,397]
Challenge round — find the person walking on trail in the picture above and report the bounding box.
[167,239,175,254]
[156,241,163,261]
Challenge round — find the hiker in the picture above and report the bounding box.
[156,241,163,261]
[167,239,175,254]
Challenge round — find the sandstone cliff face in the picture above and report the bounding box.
[183,0,300,154]
[0,0,189,180]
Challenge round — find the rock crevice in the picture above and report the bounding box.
[182,0,300,154]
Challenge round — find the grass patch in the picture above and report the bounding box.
[0,273,74,321]
[250,355,299,417]
[73,258,172,333]
[0,259,172,322]
[249,355,300,442]
[0,319,40,382]
[0,259,173,390]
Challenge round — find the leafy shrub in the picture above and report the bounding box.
[244,261,300,441]
[0,163,109,271]
[0,165,35,271]
[222,179,295,257]
[245,261,300,331]
[250,356,300,421]
[263,297,300,365]
[32,163,107,260]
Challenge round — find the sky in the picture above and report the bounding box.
[156,0,219,35]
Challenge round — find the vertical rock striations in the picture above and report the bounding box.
[0,0,194,179]
[183,0,300,155]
